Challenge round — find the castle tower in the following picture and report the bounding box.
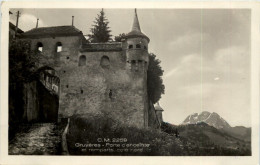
[123,9,150,127]
[125,9,150,72]
[154,102,164,124]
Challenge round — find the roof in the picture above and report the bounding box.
[125,9,150,42]
[9,22,24,33]
[21,26,82,38]
[154,102,164,111]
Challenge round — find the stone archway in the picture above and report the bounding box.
[37,66,60,122]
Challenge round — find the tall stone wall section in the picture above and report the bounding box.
[58,49,148,128]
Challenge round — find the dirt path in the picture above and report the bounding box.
[9,123,61,155]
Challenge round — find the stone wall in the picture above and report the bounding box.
[22,35,150,128]
[22,80,59,123]
[58,49,148,128]
[23,81,40,122]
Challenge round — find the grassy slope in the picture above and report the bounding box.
[162,122,251,156]
[66,114,182,156]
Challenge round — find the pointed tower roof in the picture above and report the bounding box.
[132,9,141,31]
[126,9,150,42]
[155,102,164,111]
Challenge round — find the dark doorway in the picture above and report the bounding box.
[37,67,60,122]
[38,81,59,122]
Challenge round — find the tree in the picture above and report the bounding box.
[147,53,165,104]
[9,39,38,83]
[88,9,112,43]
[114,33,126,42]
[9,39,39,122]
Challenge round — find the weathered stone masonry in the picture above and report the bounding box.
[20,10,161,128]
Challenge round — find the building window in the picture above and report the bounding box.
[100,55,110,68]
[79,55,86,66]
[136,44,141,49]
[144,46,147,50]
[128,45,133,49]
[37,42,43,52]
[56,42,62,52]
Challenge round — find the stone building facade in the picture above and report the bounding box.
[20,10,162,128]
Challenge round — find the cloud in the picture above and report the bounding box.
[10,13,47,31]
[164,67,179,78]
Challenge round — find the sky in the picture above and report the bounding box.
[9,8,251,127]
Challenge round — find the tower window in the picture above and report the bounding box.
[81,90,83,94]
[37,42,43,52]
[136,44,141,49]
[56,42,62,52]
[79,55,86,66]
[144,46,147,50]
[128,45,133,49]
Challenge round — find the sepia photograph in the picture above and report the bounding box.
[7,7,252,156]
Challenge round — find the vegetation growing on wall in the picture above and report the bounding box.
[9,39,38,83]
[114,33,126,42]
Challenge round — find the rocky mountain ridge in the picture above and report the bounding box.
[182,111,231,129]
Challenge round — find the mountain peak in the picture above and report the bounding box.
[182,112,231,129]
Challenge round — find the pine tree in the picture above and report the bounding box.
[88,9,112,43]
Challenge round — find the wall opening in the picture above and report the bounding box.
[100,55,110,68]
[79,55,86,66]
[56,42,62,52]
[129,45,133,49]
[136,44,141,49]
[37,42,43,52]
[144,46,147,50]
[81,90,83,94]
[109,89,112,99]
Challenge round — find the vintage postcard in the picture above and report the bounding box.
[0,1,259,165]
